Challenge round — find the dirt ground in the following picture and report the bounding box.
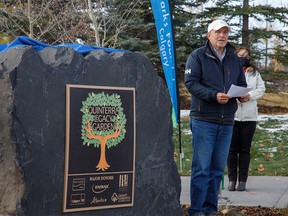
[181,204,288,216]
[258,92,288,114]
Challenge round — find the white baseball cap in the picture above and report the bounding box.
[208,19,230,32]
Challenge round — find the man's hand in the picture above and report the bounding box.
[216,93,232,104]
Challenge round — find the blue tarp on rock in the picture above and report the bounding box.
[0,36,126,54]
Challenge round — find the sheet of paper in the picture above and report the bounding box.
[227,84,252,97]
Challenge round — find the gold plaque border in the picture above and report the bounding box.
[63,84,136,213]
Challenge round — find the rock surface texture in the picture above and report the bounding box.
[0,46,182,216]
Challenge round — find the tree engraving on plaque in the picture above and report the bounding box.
[81,92,127,171]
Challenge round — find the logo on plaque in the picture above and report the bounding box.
[81,92,127,171]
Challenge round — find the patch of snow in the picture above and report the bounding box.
[181,110,288,132]
[180,110,190,117]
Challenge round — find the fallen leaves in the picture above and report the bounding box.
[220,208,231,214]
[218,206,287,216]
[257,164,265,172]
[181,205,288,216]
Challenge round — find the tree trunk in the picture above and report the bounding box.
[96,140,110,171]
[87,0,101,46]
[242,0,249,47]
[28,0,33,38]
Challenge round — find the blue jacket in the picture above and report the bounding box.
[184,41,247,124]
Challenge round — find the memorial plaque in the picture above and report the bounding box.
[63,85,136,213]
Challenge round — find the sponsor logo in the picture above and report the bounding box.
[111,193,118,202]
[92,184,109,193]
[90,196,107,204]
[185,69,191,74]
[111,193,131,203]
[119,174,128,191]
[72,178,85,191]
[70,193,85,205]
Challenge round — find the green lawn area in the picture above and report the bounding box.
[173,114,288,176]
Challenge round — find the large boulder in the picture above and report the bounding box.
[0,46,182,216]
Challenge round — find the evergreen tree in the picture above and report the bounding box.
[171,0,208,70]
[115,0,159,66]
[183,0,288,69]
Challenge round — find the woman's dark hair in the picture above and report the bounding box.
[245,63,257,76]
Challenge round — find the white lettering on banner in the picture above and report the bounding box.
[158,1,173,68]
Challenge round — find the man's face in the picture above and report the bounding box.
[207,27,229,50]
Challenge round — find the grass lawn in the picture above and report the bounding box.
[173,114,288,177]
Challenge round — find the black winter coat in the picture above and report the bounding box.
[184,41,247,124]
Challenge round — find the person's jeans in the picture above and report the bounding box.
[188,119,233,216]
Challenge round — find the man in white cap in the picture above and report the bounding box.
[184,19,248,216]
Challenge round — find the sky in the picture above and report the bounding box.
[246,0,287,30]
[190,0,288,31]
[252,0,288,7]
[205,0,288,7]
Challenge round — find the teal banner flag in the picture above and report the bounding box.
[150,0,179,126]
